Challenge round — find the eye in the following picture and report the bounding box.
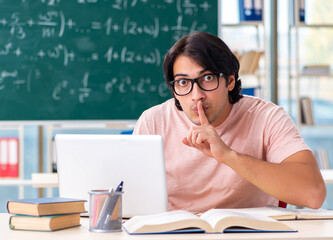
[203,74,215,81]
[177,79,189,87]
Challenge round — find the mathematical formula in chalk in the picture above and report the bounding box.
[0,0,216,120]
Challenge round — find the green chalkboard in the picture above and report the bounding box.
[0,0,217,120]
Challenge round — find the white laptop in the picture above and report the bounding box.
[55,134,168,218]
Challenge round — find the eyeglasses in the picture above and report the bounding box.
[169,73,223,96]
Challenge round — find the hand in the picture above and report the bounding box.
[182,101,229,160]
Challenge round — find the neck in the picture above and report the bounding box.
[211,102,233,127]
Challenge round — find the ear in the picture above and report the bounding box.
[227,75,236,91]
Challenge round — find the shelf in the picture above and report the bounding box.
[0,179,32,186]
[221,19,266,99]
[289,73,333,78]
[290,23,333,28]
[299,73,333,77]
[221,22,263,27]
[49,121,136,130]
[287,1,333,128]
[321,170,333,184]
[0,173,58,188]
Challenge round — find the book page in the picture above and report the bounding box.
[202,207,298,221]
[123,210,202,233]
[297,208,333,219]
[132,210,199,225]
[200,209,277,229]
[216,207,333,220]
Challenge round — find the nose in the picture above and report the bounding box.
[191,82,205,102]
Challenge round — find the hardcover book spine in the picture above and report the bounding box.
[239,0,263,22]
[0,138,8,177]
[7,138,19,177]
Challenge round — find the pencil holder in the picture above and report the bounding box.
[88,190,123,232]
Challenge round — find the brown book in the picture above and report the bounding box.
[247,51,264,73]
[9,213,81,231]
[122,209,296,234]
[239,51,256,74]
[299,97,314,125]
[7,197,87,216]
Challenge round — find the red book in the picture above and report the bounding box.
[0,138,19,178]
[7,138,19,177]
[0,138,8,177]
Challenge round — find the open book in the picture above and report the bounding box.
[236,206,333,220]
[122,209,296,234]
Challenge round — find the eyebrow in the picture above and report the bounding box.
[173,69,209,78]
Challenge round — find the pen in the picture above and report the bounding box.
[115,181,124,193]
[95,181,123,229]
[95,187,114,228]
[103,181,123,225]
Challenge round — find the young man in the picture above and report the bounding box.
[133,32,326,213]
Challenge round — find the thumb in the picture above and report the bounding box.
[182,137,191,147]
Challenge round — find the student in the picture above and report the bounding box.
[133,32,326,213]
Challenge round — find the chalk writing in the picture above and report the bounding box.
[0,0,216,120]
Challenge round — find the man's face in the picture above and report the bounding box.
[173,55,235,127]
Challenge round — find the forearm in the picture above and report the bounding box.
[222,150,326,209]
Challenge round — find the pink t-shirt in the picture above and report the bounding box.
[133,96,310,212]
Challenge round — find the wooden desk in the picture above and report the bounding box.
[2,213,333,240]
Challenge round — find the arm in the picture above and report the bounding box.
[183,101,326,209]
[225,149,326,209]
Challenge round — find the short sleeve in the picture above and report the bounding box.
[133,111,151,135]
[264,106,310,163]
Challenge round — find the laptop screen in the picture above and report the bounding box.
[55,134,168,217]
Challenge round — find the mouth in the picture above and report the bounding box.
[193,104,208,115]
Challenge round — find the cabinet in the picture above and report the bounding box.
[287,1,333,127]
[287,3,333,210]
[219,0,267,99]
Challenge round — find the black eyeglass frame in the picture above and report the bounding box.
[169,73,224,96]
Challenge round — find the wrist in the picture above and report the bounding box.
[224,149,238,164]
[215,147,237,165]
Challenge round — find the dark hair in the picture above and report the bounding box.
[163,32,242,110]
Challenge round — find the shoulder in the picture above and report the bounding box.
[231,95,295,134]
[237,95,280,111]
[236,95,287,120]
[133,98,182,134]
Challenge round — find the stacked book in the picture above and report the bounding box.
[7,197,87,231]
